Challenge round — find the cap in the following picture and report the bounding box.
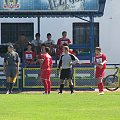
[27,42,32,46]
[8,44,14,48]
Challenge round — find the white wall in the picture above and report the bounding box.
[0,0,119,63]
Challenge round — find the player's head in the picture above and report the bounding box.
[47,33,52,40]
[45,47,50,53]
[41,44,46,52]
[8,44,14,52]
[63,46,69,54]
[27,42,32,50]
[62,31,67,38]
[95,47,101,55]
[35,33,40,40]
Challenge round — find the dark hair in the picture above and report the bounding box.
[45,47,50,53]
[35,33,40,37]
[62,31,67,35]
[95,47,101,52]
[41,43,46,47]
[47,33,51,37]
[64,46,69,51]
[62,43,68,46]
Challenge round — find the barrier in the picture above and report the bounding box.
[0,65,119,90]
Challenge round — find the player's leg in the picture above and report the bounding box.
[97,77,104,94]
[96,69,105,94]
[5,66,11,94]
[68,79,74,94]
[59,79,65,94]
[58,69,65,94]
[47,70,51,94]
[9,66,18,94]
[47,79,51,94]
[6,77,11,94]
[40,70,48,94]
[67,68,74,94]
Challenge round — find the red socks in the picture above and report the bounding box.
[43,80,51,94]
[98,82,104,92]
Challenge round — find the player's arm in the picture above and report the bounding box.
[58,55,63,69]
[3,54,7,74]
[16,56,20,75]
[70,54,80,65]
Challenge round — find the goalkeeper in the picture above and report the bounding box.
[58,46,80,94]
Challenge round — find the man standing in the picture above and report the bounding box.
[31,33,43,54]
[38,47,53,94]
[57,31,71,57]
[94,47,107,95]
[58,46,80,94]
[3,45,20,94]
[44,33,56,55]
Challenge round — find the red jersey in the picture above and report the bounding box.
[95,53,107,69]
[57,37,71,46]
[24,51,36,63]
[40,53,53,70]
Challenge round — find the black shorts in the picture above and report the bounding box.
[60,68,73,80]
[5,66,17,78]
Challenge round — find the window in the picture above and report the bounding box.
[73,22,99,52]
[1,23,34,44]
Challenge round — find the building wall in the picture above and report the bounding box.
[0,0,119,63]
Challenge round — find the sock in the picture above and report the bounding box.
[59,84,64,93]
[6,82,10,91]
[9,83,13,93]
[69,85,74,93]
[98,83,104,92]
[43,80,48,93]
[47,80,51,94]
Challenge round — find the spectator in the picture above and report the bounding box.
[57,43,74,57]
[31,33,43,54]
[24,42,36,67]
[14,34,29,61]
[57,31,71,57]
[44,33,56,55]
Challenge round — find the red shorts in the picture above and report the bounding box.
[40,70,51,80]
[95,68,105,78]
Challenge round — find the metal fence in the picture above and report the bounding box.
[22,67,120,89]
[0,66,119,90]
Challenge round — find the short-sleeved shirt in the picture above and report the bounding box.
[44,40,55,46]
[40,53,53,71]
[95,54,107,70]
[24,51,36,63]
[31,39,43,47]
[4,51,19,66]
[58,53,79,69]
[57,38,71,47]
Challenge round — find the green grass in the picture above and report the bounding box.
[0,92,120,120]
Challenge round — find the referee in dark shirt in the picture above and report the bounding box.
[3,45,20,94]
[58,46,80,94]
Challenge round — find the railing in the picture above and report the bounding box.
[0,64,120,90]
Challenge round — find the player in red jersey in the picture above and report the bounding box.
[24,43,36,67]
[38,47,53,94]
[57,31,71,57]
[94,47,107,95]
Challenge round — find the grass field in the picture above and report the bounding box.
[0,92,120,120]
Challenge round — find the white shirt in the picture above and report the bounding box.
[44,40,55,45]
[31,39,43,47]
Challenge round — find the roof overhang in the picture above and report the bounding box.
[0,0,106,18]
